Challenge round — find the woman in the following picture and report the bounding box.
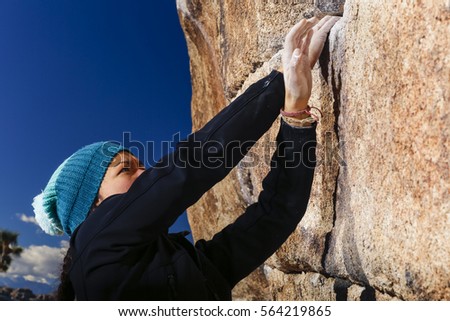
[33,16,339,300]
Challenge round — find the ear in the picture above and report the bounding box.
[94,195,103,207]
[94,176,107,207]
[88,196,99,215]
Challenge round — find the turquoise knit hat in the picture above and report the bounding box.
[32,141,127,236]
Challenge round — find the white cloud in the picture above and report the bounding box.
[2,241,69,286]
[16,213,38,226]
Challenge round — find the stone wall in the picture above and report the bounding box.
[176,0,450,300]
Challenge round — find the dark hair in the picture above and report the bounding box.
[57,200,99,300]
[57,246,75,300]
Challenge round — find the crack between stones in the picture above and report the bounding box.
[237,165,256,206]
[270,265,403,301]
[319,34,341,279]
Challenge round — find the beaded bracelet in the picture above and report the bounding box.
[281,115,316,128]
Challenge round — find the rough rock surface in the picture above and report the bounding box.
[177,0,450,300]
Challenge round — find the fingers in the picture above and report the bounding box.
[285,17,318,49]
[307,15,340,68]
[283,15,338,71]
[290,30,313,69]
[313,15,340,34]
[312,15,333,31]
[287,17,319,41]
[287,15,337,48]
[319,16,340,33]
[283,17,318,69]
[301,29,314,55]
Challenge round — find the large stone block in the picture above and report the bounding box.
[177,0,450,300]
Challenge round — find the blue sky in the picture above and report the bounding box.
[0,0,192,294]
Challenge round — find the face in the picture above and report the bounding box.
[95,151,145,206]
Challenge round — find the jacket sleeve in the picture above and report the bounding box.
[196,119,317,288]
[92,71,285,243]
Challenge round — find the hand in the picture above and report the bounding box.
[308,16,341,68]
[282,18,317,115]
[281,16,340,116]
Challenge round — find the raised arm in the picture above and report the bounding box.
[81,17,336,246]
[84,70,287,244]
[196,120,316,287]
[194,16,340,287]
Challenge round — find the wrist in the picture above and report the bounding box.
[282,103,310,120]
[284,96,310,119]
[281,115,316,128]
[280,105,323,122]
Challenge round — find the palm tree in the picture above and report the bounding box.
[0,229,23,272]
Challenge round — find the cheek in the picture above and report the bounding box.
[123,178,135,192]
[99,177,132,200]
[113,177,135,194]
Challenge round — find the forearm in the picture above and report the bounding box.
[169,70,284,194]
[197,120,317,287]
[150,70,284,211]
[193,70,284,142]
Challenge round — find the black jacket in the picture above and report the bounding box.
[69,70,317,300]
